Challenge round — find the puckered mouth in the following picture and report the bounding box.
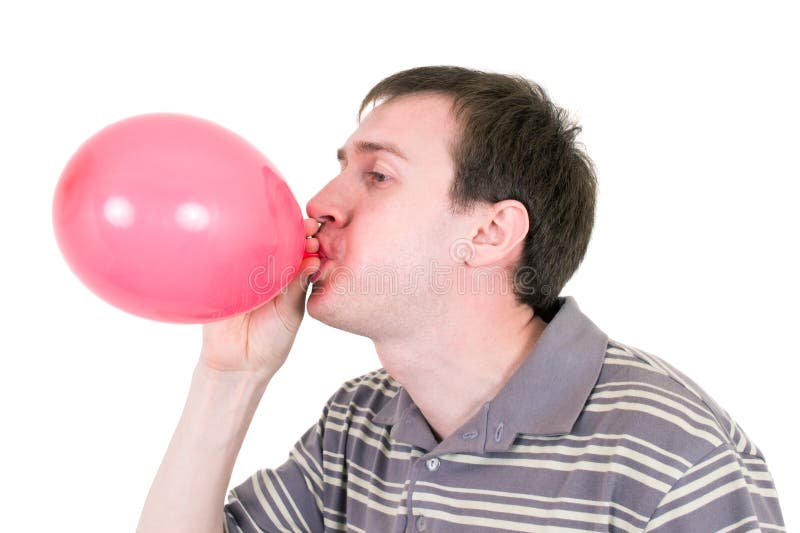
[316,241,329,261]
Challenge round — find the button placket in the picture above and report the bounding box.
[408,455,434,532]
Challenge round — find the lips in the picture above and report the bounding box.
[316,240,330,261]
[309,246,328,284]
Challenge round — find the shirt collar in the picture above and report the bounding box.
[372,295,609,453]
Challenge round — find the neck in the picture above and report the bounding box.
[373,296,548,443]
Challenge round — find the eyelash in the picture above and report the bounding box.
[338,160,392,186]
[366,171,392,185]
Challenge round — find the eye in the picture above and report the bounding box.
[366,171,392,185]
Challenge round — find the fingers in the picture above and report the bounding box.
[304,236,319,255]
[304,218,321,237]
[303,218,320,259]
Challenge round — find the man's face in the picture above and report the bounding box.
[305,92,470,339]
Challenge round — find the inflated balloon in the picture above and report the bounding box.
[52,113,313,323]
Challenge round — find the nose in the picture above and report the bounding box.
[305,178,351,228]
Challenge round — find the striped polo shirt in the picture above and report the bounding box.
[223,295,785,532]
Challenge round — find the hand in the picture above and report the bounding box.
[198,218,321,379]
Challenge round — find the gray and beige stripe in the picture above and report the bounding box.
[223,296,784,532]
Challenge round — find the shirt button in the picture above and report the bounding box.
[416,515,427,531]
[425,457,440,472]
[462,430,479,440]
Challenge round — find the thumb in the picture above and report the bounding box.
[276,255,320,314]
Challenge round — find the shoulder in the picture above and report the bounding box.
[578,338,765,466]
[323,367,401,419]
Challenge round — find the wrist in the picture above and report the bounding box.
[195,359,275,386]
[185,362,271,452]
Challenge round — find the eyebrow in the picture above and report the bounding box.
[336,140,409,163]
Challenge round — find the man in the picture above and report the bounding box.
[137,66,785,532]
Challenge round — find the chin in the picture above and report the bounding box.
[306,285,339,322]
[306,291,377,339]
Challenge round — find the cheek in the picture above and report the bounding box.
[350,223,411,267]
[344,221,424,279]
[348,189,453,267]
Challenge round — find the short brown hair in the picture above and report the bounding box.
[358,65,597,318]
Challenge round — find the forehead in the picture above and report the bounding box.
[342,93,458,164]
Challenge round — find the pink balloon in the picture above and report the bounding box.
[52,113,310,323]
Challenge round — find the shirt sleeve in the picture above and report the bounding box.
[222,400,331,533]
[644,443,785,532]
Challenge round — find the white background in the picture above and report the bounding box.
[1,1,796,530]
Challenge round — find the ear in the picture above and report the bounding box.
[467,199,530,267]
